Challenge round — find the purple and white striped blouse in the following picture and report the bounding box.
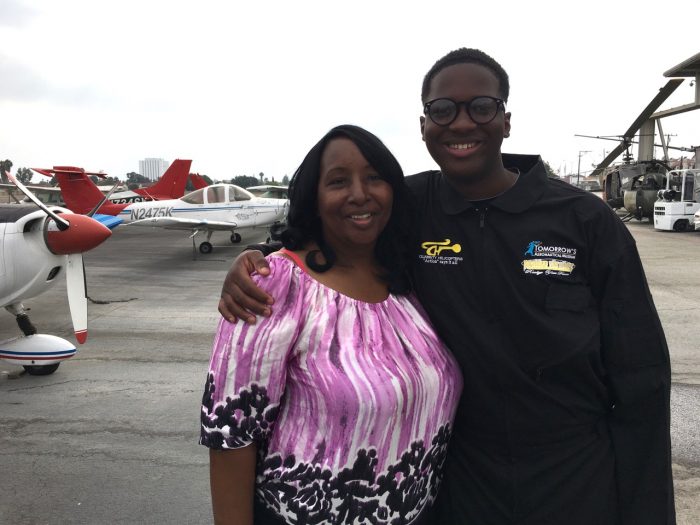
[200,253,462,524]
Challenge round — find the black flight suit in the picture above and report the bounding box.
[407,154,675,524]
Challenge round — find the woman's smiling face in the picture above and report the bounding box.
[316,137,393,254]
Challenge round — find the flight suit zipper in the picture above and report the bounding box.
[474,206,491,318]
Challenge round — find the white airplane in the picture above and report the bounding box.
[246,185,289,200]
[59,178,288,254]
[1,172,115,375]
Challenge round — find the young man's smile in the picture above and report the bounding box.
[420,62,512,199]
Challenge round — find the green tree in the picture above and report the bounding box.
[282,175,290,185]
[543,161,558,179]
[101,176,121,186]
[126,172,150,185]
[15,167,33,184]
[231,175,261,188]
[0,159,12,183]
[90,175,120,186]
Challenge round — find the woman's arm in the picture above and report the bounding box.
[210,446,257,525]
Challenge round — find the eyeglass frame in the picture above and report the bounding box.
[423,96,506,126]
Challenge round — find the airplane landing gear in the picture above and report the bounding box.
[1,305,72,376]
[192,230,215,256]
[14,309,62,375]
[230,233,242,244]
[24,363,60,376]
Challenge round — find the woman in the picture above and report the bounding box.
[200,124,462,525]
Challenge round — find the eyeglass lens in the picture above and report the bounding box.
[428,97,501,125]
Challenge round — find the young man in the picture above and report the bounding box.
[218,49,675,524]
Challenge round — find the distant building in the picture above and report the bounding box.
[139,158,170,182]
[668,155,696,170]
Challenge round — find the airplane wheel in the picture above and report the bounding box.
[230,233,242,244]
[23,363,60,376]
[199,242,213,254]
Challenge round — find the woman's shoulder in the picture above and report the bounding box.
[268,248,307,269]
[251,252,305,299]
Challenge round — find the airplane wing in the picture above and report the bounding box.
[1,183,64,204]
[127,217,238,231]
[92,213,124,230]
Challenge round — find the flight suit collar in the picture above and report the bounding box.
[439,154,548,215]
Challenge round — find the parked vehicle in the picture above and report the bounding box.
[654,169,700,231]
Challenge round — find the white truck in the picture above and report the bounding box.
[653,169,700,232]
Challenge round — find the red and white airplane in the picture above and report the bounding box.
[32,159,195,213]
[1,171,116,376]
[45,171,288,253]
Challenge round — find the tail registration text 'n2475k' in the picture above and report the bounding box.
[130,207,173,221]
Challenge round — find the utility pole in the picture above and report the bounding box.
[577,150,591,187]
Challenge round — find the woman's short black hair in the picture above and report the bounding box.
[281,124,414,294]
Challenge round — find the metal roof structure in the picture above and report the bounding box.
[664,52,700,77]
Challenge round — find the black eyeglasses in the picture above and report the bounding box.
[423,96,505,126]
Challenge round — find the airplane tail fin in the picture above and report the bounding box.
[139,159,192,199]
[189,173,209,190]
[32,166,111,215]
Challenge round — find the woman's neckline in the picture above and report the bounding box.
[271,249,392,305]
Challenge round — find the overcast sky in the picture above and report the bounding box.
[1,0,698,183]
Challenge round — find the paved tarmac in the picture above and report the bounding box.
[1,222,699,524]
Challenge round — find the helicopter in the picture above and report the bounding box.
[578,52,700,221]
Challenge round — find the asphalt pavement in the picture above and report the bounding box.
[1,222,699,524]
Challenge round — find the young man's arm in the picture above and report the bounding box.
[591,239,675,524]
[210,446,257,525]
[218,243,281,323]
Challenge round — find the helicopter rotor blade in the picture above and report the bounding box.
[575,134,627,142]
[590,142,630,179]
[622,79,683,140]
[587,79,682,180]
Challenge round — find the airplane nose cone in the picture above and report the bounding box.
[45,214,112,255]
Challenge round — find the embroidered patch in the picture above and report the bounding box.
[522,240,577,276]
[418,239,463,266]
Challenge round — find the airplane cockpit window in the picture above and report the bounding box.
[182,188,205,204]
[231,186,253,201]
[206,186,227,204]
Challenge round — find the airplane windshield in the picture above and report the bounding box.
[182,188,205,204]
[206,186,227,204]
[230,186,252,201]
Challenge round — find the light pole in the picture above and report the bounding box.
[577,150,591,187]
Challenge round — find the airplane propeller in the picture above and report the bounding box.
[5,170,111,344]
